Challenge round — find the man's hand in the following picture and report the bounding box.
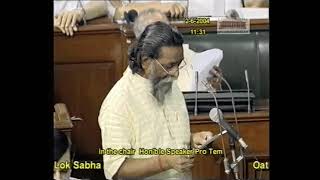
[159,3,186,18]
[115,3,186,21]
[160,155,194,172]
[54,9,84,36]
[207,65,223,91]
[191,131,214,149]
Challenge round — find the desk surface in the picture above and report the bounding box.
[54,18,269,35]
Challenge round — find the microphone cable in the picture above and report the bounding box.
[201,80,229,174]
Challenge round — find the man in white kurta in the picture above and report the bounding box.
[99,67,192,179]
[99,21,215,180]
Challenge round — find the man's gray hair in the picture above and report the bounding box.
[133,9,169,38]
[128,21,183,74]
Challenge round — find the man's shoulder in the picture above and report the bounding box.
[101,76,130,107]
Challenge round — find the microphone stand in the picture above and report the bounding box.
[229,136,240,180]
[202,80,229,175]
[206,69,248,179]
[194,71,198,116]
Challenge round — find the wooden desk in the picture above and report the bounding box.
[54,23,127,158]
[54,19,269,179]
[190,111,269,179]
[54,22,133,179]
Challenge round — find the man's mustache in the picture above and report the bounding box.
[152,75,176,86]
[160,76,177,83]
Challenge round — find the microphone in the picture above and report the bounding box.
[209,108,248,149]
[194,71,199,116]
[245,69,251,113]
[124,10,138,24]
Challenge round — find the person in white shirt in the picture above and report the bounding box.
[54,0,108,36]
[132,9,223,92]
[99,21,215,180]
[54,0,187,36]
[54,0,91,17]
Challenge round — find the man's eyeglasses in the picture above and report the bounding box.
[154,59,187,76]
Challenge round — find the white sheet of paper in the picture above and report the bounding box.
[225,0,243,11]
[190,49,223,91]
[188,0,225,17]
[235,8,269,19]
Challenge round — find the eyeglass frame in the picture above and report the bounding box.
[153,58,187,75]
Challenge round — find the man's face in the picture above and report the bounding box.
[149,46,184,80]
[142,46,184,104]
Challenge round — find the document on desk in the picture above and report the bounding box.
[190,49,223,91]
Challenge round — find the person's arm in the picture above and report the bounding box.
[114,2,159,20]
[117,156,164,178]
[116,155,193,178]
[81,1,109,20]
[54,1,108,36]
[113,1,186,21]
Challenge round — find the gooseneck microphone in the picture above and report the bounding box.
[194,71,199,116]
[209,108,248,149]
[201,80,229,176]
[245,69,251,113]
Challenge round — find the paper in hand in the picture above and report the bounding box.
[190,48,223,91]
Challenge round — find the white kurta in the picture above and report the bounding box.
[99,67,191,180]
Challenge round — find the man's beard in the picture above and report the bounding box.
[152,76,176,104]
[149,64,176,104]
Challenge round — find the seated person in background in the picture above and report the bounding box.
[54,0,187,36]
[110,0,187,21]
[54,0,87,17]
[133,9,223,92]
[54,0,109,36]
[99,21,214,180]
